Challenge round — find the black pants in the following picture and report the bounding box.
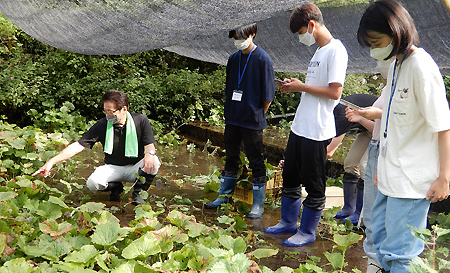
[223,124,266,179]
[282,131,330,210]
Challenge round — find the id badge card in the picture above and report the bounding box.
[232,90,243,101]
[381,139,388,157]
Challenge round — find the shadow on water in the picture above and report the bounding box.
[54,143,367,272]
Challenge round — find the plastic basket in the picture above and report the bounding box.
[234,170,283,205]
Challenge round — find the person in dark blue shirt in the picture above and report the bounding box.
[205,23,276,218]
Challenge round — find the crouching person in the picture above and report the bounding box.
[33,89,160,205]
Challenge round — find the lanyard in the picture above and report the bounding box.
[237,44,255,90]
[384,50,409,139]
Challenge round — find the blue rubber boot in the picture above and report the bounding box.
[204,176,238,209]
[283,206,322,247]
[264,196,301,234]
[247,183,266,218]
[344,187,363,225]
[335,179,357,219]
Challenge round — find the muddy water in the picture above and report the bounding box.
[63,144,367,272]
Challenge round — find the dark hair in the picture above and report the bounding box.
[228,23,257,39]
[102,90,129,109]
[289,3,324,33]
[357,0,419,59]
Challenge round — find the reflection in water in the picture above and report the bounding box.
[62,144,366,271]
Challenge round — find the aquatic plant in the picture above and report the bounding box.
[0,122,368,272]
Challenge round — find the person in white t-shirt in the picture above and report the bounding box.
[357,0,450,272]
[264,2,348,247]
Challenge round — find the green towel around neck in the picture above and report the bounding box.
[104,111,138,157]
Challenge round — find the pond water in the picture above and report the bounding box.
[58,143,367,272]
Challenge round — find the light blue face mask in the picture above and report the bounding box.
[106,115,119,124]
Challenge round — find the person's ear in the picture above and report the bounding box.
[308,20,315,33]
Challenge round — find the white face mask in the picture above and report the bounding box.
[370,43,393,61]
[233,37,251,51]
[298,25,315,46]
[376,58,394,79]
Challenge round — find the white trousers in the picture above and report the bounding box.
[86,156,160,191]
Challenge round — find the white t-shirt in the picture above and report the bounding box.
[371,86,387,140]
[291,39,348,141]
[378,48,450,198]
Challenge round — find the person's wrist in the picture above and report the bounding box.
[145,150,156,156]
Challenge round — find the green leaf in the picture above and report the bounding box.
[24,153,39,160]
[187,256,203,271]
[218,235,246,254]
[91,222,129,246]
[78,202,106,213]
[217,215,233,225]
[233,216,247,233]
[252,248,279,259]
[41,237,72,261]
[159,237,174,254]
[48,195,70,209]
[19,234,49,257]
[218,235,234,250]
[207,253,252,273]
[111,261,135,273]
[7,138,26,150]
[39,219,72,239]
[333,232,363,251]
[121,233,161,259]
[66,235,91,250]
[324,252,345,269]
[409,225,432,238]
[274,267,295,273]
[0,234,7,256]
[166,210,193,228]
[37,200,64,219]
[206,247,228,258]
[0,192,17,201]
[134,205,160,220]
[95,210,120,225]
[0,258,35,273]
[304,263,327,273]
[434,226,450,238]
[52,262,97,273]
[1,160,14,169]
[64,245,99,263]
[95,252,111,271]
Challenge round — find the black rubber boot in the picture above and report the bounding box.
[104,181,124,201]
[132,169,156,205]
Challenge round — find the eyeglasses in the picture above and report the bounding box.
[103,109,120,115]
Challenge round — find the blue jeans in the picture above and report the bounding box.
[363,139,379,262]
[372,192,430,272]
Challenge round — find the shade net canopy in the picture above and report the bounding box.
[0,0,449,74]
